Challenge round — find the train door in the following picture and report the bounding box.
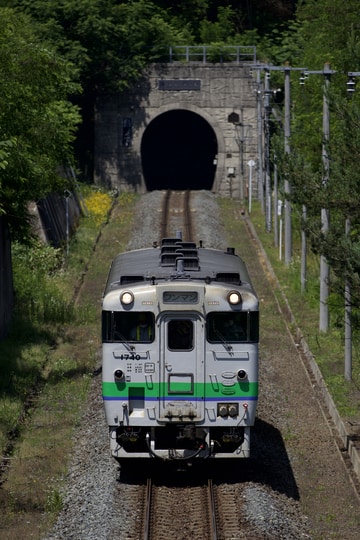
[159,314,205,420]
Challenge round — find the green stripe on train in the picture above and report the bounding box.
[102,381,258,399]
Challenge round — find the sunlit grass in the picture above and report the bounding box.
[229,200,360,418]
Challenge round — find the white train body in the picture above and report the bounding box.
[102,237,259,461]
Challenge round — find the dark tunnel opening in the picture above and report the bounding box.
[141,110,218,191]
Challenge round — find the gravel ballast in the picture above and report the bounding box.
[43,191,360,540]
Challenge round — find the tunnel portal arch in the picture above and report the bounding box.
[141,109,218,191]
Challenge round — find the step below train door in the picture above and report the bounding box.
[159,314,204,421]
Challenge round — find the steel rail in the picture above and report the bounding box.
[160,190,171,240]
[208,478,218,540]
[159,190,193,241]
[142,477,152,540]
[182,189,192,241]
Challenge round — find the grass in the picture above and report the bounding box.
[0,187,138,539]
[220,198,360,420]
[0,185,108,454]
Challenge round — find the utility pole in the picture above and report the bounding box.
[280,63,307,263]
[301,205,307,293]
[302,63,334,332]
[299,72,310,294]
[345,218,352,381]
[264,69,272,232]
[239,107,245,201]
[273,157,278,248]
[251,63,306,238]
[256,67,264,210]
[343,71,360,380]
[320,63,331,332]
[284,65,292,265]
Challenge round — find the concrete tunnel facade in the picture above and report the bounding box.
[94,62,258,198]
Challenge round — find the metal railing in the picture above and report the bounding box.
[168,45,256,64]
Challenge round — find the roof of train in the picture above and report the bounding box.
[104,239,254,295]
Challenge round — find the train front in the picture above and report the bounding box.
[102,244,259,461]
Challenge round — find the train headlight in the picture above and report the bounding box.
[237,369,247,380]
[114,369,125,381]
[227,290,242,305]
[120,291,134,305]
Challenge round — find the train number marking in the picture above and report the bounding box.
[113,351,149,361]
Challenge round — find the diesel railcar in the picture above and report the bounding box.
[102,234,259,461]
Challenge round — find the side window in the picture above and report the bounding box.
[102,311,112,341]
[168,319,193,351]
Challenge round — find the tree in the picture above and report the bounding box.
[269,0,360,369]
[3,0,298,181]
[8,0,192,94]
[0,8,81,238]
[284,0,360,303]
[5,0,193,177]
[318,99,360,309]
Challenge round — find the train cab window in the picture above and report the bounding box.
[207,312,259,343]
[168,319,193,351]
[129,312,154,342]
[102,311,155,343]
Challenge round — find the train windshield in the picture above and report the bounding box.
[102,311,155,342]
[207,311,259,343]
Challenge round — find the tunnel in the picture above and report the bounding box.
[141,110,218,191]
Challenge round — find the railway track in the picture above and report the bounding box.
[160,190,193,240]
[26,190,360,540]
[141,474,218,540]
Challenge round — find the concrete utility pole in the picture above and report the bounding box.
[284,65,292,265]
[279,63,307,264]
[345,218,352,381]
[342,70,360,380]
[247,159,255,213]
[320,63,332,333]
[256,67,264,211]
[273,158,279,248]
[251,63,306,238]
[301,205,307,293]
[239,107,245,201]
[264,69,272,232]
[302,63,334,332]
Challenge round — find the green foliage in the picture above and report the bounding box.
[254,19,303,65]
[248,201,360,414]
[4,0,298,94]
[266,0,360,317]
[296,0,360,71]
[11,240,74,324]
[9,0,192,93]
[12,240,63,276]
[45,488,63,513]
[0,139,15,175]
[199,6,237,43]
[0,7,81,236]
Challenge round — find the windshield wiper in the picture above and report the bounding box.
[213,327,233,354]
[114,331,135,351]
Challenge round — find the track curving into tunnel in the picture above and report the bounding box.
[141,109,218,191]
